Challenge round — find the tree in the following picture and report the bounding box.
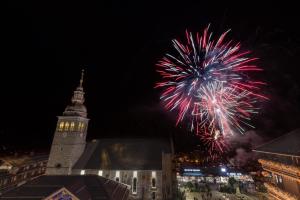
[228,177,237,187]
[186,182,194,191]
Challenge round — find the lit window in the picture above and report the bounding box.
[132,177,137,194]
[80,123,85,131]
[151,171,156,178]
[78,122,84,131]
[151,171,156,188]
[275,174,278,183]
[77,122,81,131]
[98,170,103,176]
[65,122,69,131]
[278,175,283,183]
[80,170,85,175]
[58,122,64,131]
[116,171,120,182]
[70,122,75,131]
[133,171,137,178]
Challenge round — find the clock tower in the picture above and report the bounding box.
[46,70,89,175]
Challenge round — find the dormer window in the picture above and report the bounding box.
[58,122,64,131]
[65,122,69,131]
[70,122,75,131]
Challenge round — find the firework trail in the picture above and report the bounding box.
[156,25,267,152]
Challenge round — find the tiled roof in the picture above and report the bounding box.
[73,138,172,170]
[0,154,48,167]
[253,129,300,156]
[0,175,129,200]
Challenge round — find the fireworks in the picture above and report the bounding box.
[156,25,267,153]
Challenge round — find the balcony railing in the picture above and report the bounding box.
[258,159,300,183]
[264,182,298,200]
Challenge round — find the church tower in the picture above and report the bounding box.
[46,70,89,175]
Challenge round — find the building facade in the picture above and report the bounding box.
[0,154,48,194]
[46,70,175,200]
[253,129,300,200]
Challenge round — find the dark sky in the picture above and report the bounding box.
[1,1,300,152]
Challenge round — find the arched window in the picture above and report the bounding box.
[65,122,69,131]
[132,177,137,194]
[58,122,64,131]
[80,123,85,131]
[77,122,82,131]
[70,122,75,131]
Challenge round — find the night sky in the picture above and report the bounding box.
[1,1,300,153]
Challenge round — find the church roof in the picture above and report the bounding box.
[0,175,129,200]
[73,138,172,170]
[253,128,300,157]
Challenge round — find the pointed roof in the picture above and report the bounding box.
[73,138,172,170]
[253,128,300,157]
[63,69,87,117]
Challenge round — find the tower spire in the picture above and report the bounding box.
[79,69,84,88]
[63,69,87,117]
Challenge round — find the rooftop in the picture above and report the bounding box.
[253,128,300,157]
[73,138,172,170]
[0,154,48,167]
[0,175,129,200]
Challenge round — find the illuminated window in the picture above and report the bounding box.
[65,122,69,131]
[70,122,75,131]
[133,171,137,178]
[78,122,82,131]
[275,174,278,183]
[151,171,156,188]
[80,170,85,175]
[115,171,120,182]
[98,170,103,176]
[80,123,85,131]
[151,171,156,178]
[58,122,64,131]
[278,175,283,183]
